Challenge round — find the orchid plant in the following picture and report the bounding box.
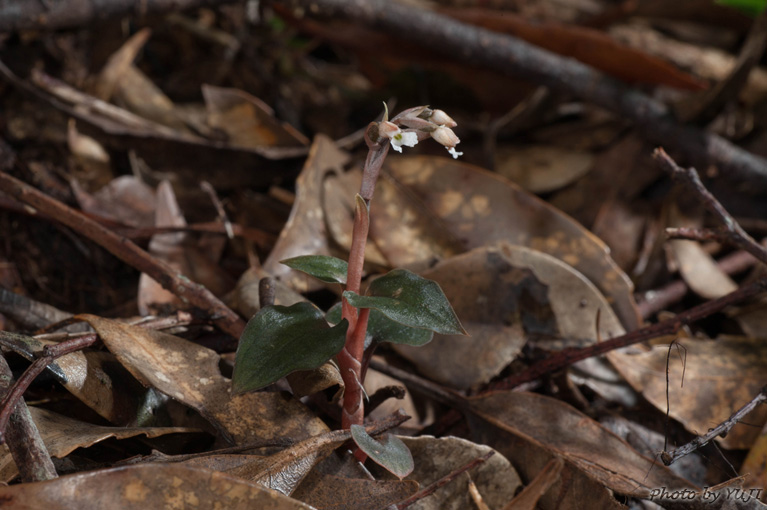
[232,106,467,476]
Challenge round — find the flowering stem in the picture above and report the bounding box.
[339,131,387,445]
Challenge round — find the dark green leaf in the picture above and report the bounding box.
[351,425,414,479]
[343,269,466,336]
[280,255,348,284]
[232,303,348,393]
[326,303,433,347]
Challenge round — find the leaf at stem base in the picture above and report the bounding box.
[350,424,414,479]
[233,302,348,394]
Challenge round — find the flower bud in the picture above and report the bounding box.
[430,125,460,148]
[429,109,457,128]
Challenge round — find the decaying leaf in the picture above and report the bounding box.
[77,314,329,444]
[468,391,698,503]
[383,156,640,332]
[394,244,624,389]
[0,407,196,482]
[264,135,351,292]
[609,336,767,449]
[0,464,316,509]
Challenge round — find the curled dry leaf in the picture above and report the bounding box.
[264,135,351,292]
[0,407,196,482]
[396,436,520,510]
[203,85,310,148]
[77,314,329,444]
[0,464,316,510]
[0,332,167,427]
[467,391,697,506]
[609,336,767,449]
[394,244,624,390]
[72,175,157,228]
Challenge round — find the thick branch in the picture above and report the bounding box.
[281,0,767,185]
[0,0,239,32]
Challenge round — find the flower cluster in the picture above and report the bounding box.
[378,106,463,159]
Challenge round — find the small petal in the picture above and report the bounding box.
[431,125,460,148]
[429,109,457,128]
[390,131,418,153]
[379,121,401,139]
[447,147,463,159]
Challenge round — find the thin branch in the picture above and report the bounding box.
[488,276,767,392]
[0,353,57,481]
[280,0,767,185]
[0,170,246,338]
[661,386,767,466]
[654,147,767,266]
[0,334,99,444]
[395,451,495,510]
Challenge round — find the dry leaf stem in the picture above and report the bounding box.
[0,170,246,338]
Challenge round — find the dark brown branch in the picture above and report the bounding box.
[0,353,57,481]
[280,0,767,186]
[489,276,767,392]
[661,386,767,466]
[654,148,767,265]
[0,0,240,32]
[637,249,758,318]
[0,334,99,444]
[0,170,246,338]
[395,451,494,510]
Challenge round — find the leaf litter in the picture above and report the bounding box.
[1,2,767,509]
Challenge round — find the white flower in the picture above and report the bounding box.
[447,147,463,159]
[379,121,418,153]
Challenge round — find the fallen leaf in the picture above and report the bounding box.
[264,135,351,292]
[203,85,309,148]
[0,407,196,482]
[384,156,641,332]
[77,314,329,444]
[495,145,594,193]
[609,335,767,449]
[0,464,316,509]
[394,244,625,389]
[467,391,697,504]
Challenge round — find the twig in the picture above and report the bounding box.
[636,249,758,318]
[365,385,406,416]
[200,181,234,240]
[488,276,767,392]
[0,0,240,32]
[661,386,767,466]
[395,451,495,509]
[280,0,767,185]
[0,334,99,444]
[0,170,246,338]
[0,353,57,481]
[654,147,767,266]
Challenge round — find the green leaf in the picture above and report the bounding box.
[326,303,433,347]
[343,269,466,336]
[350,425,414,479]
[280,255,349,284]
[716,0,767,15]
[232,303,348,393]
